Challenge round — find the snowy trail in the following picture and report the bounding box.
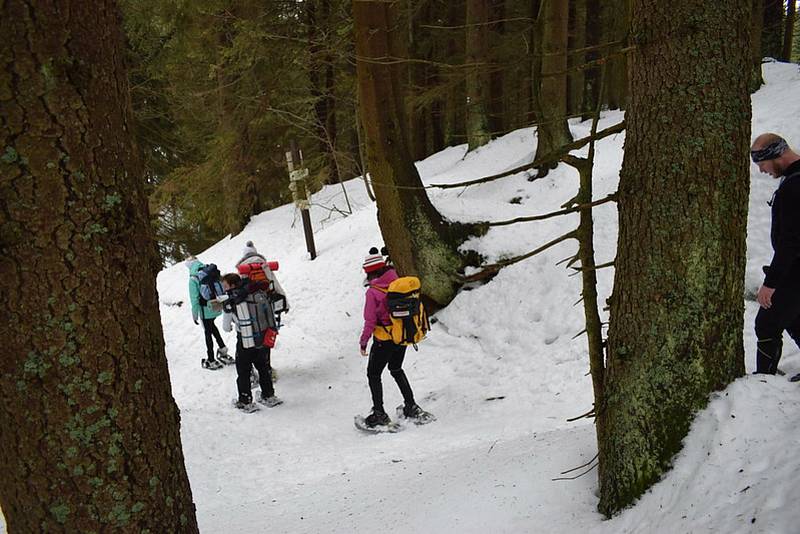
[3,64,800,533]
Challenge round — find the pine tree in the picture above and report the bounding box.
[597,0,751,516]
[0,1,198,530]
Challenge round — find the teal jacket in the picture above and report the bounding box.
[189,262,222,321]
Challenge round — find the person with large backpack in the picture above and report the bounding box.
[358,251,431,428]
[186,255,233,370]
[221,272,283,412]
[235,241,288,386]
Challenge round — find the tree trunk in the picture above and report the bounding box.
[568,0,588,117]
[353,0,474,306]
[308,0,340,185]
[751,0,765,92]
[0,1,198,531]
[533,0,573,167]
[597,0,751,517]
[582,0,602,119]
[601,0,631,110]
[782,0,797,61]
[465,0,492,150]
[762,0,784,58]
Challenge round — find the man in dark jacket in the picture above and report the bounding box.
[751,133,800,380]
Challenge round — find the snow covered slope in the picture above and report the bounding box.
[3,63,798,534]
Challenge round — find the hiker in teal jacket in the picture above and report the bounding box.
[186,256,232,370]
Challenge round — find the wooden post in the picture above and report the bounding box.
[286,140,317,260]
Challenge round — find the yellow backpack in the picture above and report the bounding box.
[372,276,430,348]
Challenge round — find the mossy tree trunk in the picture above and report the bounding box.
[0,1,198,531]
[533,0,573,168]
[597,0,751,517]
[353,0,472,306]
[465,0,492,151]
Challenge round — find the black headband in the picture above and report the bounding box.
[751,139,788,163]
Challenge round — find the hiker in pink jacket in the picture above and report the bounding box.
[358,250,424,428]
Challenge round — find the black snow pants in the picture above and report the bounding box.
[367,339,415,412]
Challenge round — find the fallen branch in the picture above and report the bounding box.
[566,408,596,423]
[486,194,617,227]
[559,453,599,475]
[552,462,598,481]
[461,230,577,283]
[429,121,625,190]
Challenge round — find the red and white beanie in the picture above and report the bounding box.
[362,253,386,273]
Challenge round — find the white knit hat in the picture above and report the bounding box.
[184,255,200,270]
[362,253,386,273]
[242,240,258,257]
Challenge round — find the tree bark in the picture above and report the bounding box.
[782,0,797,61]
[465,0,492,150]
[0,1,198,531]
[353,0,474,306]
[533,0,573,167]
[597,0,751,516]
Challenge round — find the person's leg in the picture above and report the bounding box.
[201,317,215,360]
[235,339,254,403]
[754,282,800,374]
[387,345,415,407]
[367,340,391,413]
[208,318,225,349]
[253,347,274,399]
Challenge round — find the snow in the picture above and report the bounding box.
[4,63,800,533]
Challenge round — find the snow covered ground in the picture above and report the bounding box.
[3,63,799,533]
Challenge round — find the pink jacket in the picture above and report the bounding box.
[360,269,398,349]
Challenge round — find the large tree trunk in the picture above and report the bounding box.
[597,0,751,516]
[533,0,573,167]
[353,0,472,306]
[0,1,198,531]
[762,0,785,58]
[465,0,492,150]
[782,0,797,61]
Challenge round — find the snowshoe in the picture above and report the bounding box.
[233,399,260,413]
[202,358,224,370]
[354,413,402,434]
[790,372,800,383]
[257,395,283,408]
[217,347,235,365]
[396,404,436,425]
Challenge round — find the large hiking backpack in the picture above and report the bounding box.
[195,264,224,308]
[375,276,430,348]
[224,262,280,348]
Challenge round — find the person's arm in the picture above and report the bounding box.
[764,179,800,288]
[359,291,377,351]
[188,278,200,323]
[222,311,233,332]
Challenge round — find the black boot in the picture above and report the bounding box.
[368,373,384,414]
[755,338,783,374]
[364,407,390,428]
[390,369,415,407]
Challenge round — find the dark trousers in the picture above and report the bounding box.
[235,337,274,403]
[201,317,225,360]
[755,278,800,373]
[367,339,415,412]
